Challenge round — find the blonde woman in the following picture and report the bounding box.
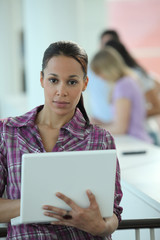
[90,46,152,143]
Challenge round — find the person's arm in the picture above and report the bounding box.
[0,122,20,223]
[0,198,20,223]
[92,98,131,135]
[145,87,160,117]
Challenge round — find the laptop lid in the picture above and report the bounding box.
[12,149,117,225]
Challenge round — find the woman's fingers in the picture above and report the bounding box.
[42,192,77,220]
[43,205,68,218]
[43,190,98,219]
[43,210,73,226]
[55,192,78,210]
[86,190,98,208]
[44,211,63,219]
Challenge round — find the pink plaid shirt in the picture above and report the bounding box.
[0,106,123,240]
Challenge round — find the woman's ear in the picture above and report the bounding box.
[82,76,89,91]
[40,71,44,88]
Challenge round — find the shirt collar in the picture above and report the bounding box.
[5,105,43,128]
[5,106,88,140]
[62,108,88,140]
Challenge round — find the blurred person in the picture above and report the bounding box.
[100,29,120,49]
[90,46,152,143]
[105,40,160,118]
[88,29,160,144]
[0,41,123,240]
[87,29,120,122]
[105,40,160,145]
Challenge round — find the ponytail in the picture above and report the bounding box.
[77,94,90,125]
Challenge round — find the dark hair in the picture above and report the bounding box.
[100,29,120,42]
[105,40,147,75]
[42,41,90,124]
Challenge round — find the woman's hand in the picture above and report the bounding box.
[43,190,110,236]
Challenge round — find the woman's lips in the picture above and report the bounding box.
[53,101,70,108]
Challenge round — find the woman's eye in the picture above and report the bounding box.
[68,80,78,85]
[49,78,58,83]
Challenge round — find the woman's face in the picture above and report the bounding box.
[40,55,88,117]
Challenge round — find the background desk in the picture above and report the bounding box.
[112,135,160,240]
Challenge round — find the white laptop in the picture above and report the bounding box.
[11,149,117,225]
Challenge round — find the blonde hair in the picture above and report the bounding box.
[91,46,131,82]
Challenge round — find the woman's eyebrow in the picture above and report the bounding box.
[48,73,58,77]
[48,73,80,79]
[69,75,80,78]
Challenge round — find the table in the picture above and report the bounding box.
[111,135,160,239]
[114,135,160,203]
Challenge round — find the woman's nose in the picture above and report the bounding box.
[56,84,68,97]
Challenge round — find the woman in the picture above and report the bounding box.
[0,41,122,240]
[105,40,160,118]
[90,46,152,143]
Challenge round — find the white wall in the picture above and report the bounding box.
[0,0,106,118]
[0,0,26,118]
